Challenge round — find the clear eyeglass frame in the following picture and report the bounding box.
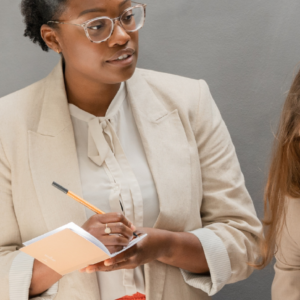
[47,2,146,44]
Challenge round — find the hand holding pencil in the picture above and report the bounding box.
[52,182,136,254]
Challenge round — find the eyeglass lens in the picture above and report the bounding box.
[86,6,144,42]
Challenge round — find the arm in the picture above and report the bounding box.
[88,80,262,296]
[272,198,300,300]
[0,138,60,300]
[92,228,209,274]
[156,231,209,274]
[29,261,62,297]
[183,80,263,291]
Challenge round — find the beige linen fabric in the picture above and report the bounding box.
[272,198,300,300]
[0,61,262,300]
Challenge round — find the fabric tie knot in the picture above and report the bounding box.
[101,120,108,130]
[87,117,113,167]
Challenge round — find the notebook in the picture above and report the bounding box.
[20,222,147,275]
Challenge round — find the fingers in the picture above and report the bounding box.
[104,259,137,270]
[82,212,135,239]
[81,213,137,252]
[84,259,136,272]
[100,234,130,246]
[87,223,134,242]
[80,246,139,273]
[97,256,138,272]
[95,213,135,230]
[106,245,124,253]
[104,222,134,238]
[105,244,137,265]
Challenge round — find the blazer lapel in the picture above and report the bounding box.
[126,69,192,300]
[28,61,100,298]
[28,61,87,230]
[127,69,192,231]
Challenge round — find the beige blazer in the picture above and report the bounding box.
[0,61,262,300]
[272,198,300,300]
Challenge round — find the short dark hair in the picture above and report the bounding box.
[21,0,68,51]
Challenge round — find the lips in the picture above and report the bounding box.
[106,48,135,62]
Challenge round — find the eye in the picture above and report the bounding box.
[122,13,135,23]
[86,19,107,31]
[88,24,104,30]
[125,14,134,20]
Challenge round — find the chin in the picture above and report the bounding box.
[103,64,137,84]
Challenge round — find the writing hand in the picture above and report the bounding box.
[81,228,170,273]
[81,212,136,256]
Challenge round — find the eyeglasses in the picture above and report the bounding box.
[47,2,146,44]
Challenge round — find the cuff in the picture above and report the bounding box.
[180,228,231,296]
[9,252,58,300]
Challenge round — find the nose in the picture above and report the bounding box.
[107,20,131,47]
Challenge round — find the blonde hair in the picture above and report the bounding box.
[256,68,300,269]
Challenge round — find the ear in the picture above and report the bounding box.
[41,24,62,53]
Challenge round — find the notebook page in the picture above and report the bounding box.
[68,223,110,254]
[23,222,110,255]
[23,223,76,246]
[110,234,147,257]
[23,223,147,257]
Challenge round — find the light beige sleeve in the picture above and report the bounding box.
[272,198,300,300]
[180,227,231,296]
[0,138,58,300]
[181,80,263,294]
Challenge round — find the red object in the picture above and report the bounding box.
[117,292,146,300]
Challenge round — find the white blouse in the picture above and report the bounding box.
[69,82,160,299]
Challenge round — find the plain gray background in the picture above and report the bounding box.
[1,0,300,299]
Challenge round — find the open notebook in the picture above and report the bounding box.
[20,222,147,275]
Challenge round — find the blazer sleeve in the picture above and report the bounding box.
[0,138,58,300]
[272,198,300,300]
[181,80,263,295]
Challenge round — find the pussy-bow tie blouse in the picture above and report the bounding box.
[69,82,160,300]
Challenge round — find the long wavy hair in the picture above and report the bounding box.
[257,68,300,269]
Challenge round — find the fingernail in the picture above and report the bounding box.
[87,267,95,273]
[131,224,136,231]
[104,260,113,266]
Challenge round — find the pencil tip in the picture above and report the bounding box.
[52,182,68,194]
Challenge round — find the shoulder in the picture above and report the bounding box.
[283,197,300,245]
[274,197,300,267]
[0,78,45,136]
[136,68,209,98]
[135,68,218,130]
[137,68,199,85]
[136,68,211,116]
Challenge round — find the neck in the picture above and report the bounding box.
[64,66,121,117]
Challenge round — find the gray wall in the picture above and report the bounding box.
[2,0,300,299]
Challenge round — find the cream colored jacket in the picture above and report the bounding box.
[272,198,300,300]
[0,61,262,300]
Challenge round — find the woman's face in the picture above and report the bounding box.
[49,0,139,84]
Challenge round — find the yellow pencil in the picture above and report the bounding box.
[52,181,138,237]
[52,182,105,215]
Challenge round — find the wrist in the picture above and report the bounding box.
[30,259,62,297]
[156,229,177,260]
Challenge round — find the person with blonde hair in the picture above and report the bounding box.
[258,68,300,299]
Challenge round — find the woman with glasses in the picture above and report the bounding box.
[0,0,262,300]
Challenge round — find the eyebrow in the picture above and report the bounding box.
[78,0,130,18]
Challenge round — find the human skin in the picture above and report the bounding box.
[29,0,209,297]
